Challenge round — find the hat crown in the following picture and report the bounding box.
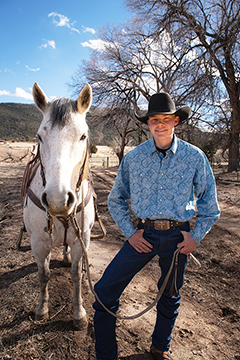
[148,93,176,115]
[135,91,191,124]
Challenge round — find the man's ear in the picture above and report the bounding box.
[175,116,180,126]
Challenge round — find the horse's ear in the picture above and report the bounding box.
[77,83,92,115]
[32,82,49,113]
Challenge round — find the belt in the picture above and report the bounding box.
[139,219,187,231]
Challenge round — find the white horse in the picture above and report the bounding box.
[23,82,95,329]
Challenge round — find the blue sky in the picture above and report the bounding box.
[0,0,130,104]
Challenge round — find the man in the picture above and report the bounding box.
[93,92,220,360]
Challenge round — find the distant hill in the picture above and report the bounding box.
[0,102,117,145]
[0,102,221,156]
[87,115,118,146]
[0,103,42,141]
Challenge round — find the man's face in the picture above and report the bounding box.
[147,114,179,147]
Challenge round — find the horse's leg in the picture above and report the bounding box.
[31,241,51,321]
[70,238,88,330]
[63,244,71,266]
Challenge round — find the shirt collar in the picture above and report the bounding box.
[148,134,178,155]
[171,134,178,154]
[148,137,157,155]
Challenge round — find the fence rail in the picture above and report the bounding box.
[90,156,119,167]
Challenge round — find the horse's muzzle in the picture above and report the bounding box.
[41,190,76,217]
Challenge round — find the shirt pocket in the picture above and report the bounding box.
[167,170,195,194]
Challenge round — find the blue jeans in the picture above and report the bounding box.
[93,222,189,360]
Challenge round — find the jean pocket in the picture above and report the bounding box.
[175,226,184,239]
[178,221,190,232]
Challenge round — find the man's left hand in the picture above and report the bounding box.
[177,231,198,255]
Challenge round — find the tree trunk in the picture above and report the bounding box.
[228,100,240,172]
[228,131,239,172]
[116,135,126,165]
[116,148,124,165]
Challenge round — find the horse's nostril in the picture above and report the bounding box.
[67,192,75,208]
[41,192,48,208]
[41,190,75,213]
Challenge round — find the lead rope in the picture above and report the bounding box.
[46,211,54,246]
[69,213,183,321]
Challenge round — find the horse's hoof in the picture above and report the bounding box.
[63,254,71,267]
[63,260,71,267]
[35,311,49,321]
[73,316,88,330]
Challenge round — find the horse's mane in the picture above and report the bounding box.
[50,98,78,128]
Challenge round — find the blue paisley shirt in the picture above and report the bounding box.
[108,136,220,244]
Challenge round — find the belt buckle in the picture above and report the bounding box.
[154,220,169,230]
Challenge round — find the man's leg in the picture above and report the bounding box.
[152,225,189,352]
[93,239,156,360]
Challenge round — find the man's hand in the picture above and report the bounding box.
[128,229,153,253]
[177,231,198,255]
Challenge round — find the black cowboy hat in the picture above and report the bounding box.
[135,92,191,124]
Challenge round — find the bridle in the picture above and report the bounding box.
[20,141,106,247]
[38,139,89,195]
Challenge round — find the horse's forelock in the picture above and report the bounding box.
[50,98,78,128]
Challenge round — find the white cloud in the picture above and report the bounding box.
[4,68,15,75]
[71,27,80,34]
[48,12,80,34]
[48,40,56,49]
[49,95,58,101]
[82,26,96,34]
[26,65,40,72]
[39,40,56,50]
[81,39,109,51]
[0,90,11,96]
[0,87,33,100]
[15,87,33,100]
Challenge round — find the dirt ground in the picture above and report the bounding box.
[0,144,240,360]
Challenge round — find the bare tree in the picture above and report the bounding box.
[126,0,240,171]
[71,19,214,152]
[99,107,138,164]
[112,113,137,164]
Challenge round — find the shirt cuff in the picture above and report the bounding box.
[122,223,137,240]
[189,230,202,244]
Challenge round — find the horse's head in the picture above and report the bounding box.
[33,82,92,217]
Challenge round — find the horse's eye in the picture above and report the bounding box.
[37,134,43,142]
[80,134,87,141]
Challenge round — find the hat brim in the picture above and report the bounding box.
[135,105,191,124]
